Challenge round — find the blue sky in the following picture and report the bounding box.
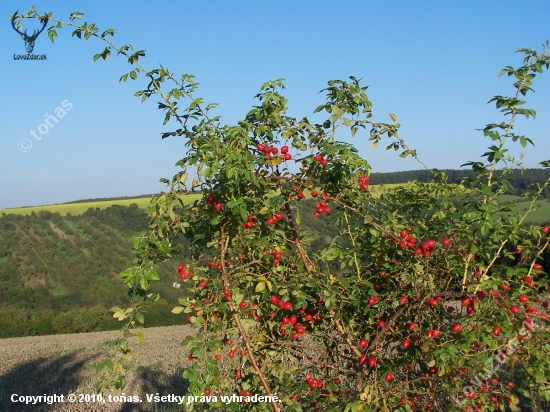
[1,0,549,209]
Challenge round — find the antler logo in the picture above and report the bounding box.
[11,11,48,54]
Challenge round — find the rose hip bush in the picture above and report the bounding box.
[29,6,550,410]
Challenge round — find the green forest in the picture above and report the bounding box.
[0,168,548,338]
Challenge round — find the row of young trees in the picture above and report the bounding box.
[20,5,550,411]
[0,206,193,336]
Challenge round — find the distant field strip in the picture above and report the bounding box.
[1,185,547,223]
[0,194,201,216]
[0,186,403,216]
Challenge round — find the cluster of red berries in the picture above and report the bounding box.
[367,295,380,306]
[223,288,232,302]
[461,296,478,317]
[306,376,323,389]
[267,213,285,225]
[269,249,282,265]
[417,239,437,257]
[392,229,452,257]
[393,229,416,248]
[270,295,293,310]
[208,261,224,271]
[241,215,255,229]
[177,264,191,280]
[278,307,321,340]
[289,185,306,201]
[282,316,305,339]
[314,201,330,218]
[206,194,222,211]
[358,175,370,190]
[425,328,441,339]
[257,144,292,161]
[313,154,328,167]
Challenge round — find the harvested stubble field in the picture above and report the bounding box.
[0,326,194,412]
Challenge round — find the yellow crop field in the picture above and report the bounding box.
[0,194,203,216]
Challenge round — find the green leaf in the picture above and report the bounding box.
[139,277,149,290]
[313,104,325,113]
[389,113,397,122]
[135,311,144,324]
[481,185,492,196]
[113,310,126,321]
[255,282,265,293]
[172,306,185,314]
[295,208,302,225]
[119,338,128,353]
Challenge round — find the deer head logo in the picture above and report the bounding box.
[11,11,48,54]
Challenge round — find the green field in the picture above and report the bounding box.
[508,199,550,224]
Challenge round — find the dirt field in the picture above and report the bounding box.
[0,326,194,411]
